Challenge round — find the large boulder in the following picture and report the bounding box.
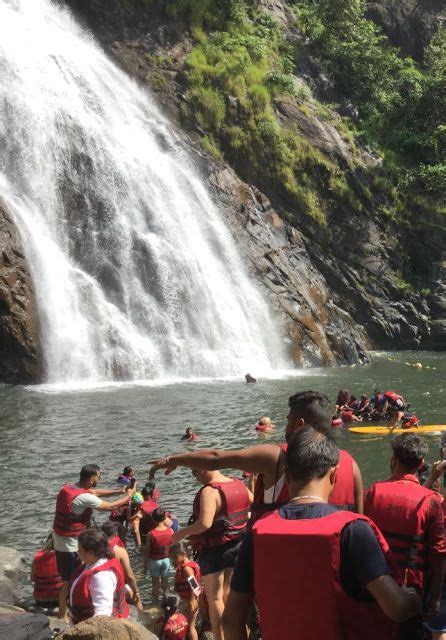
[62,616,157,640]
[0,203,42,384]
[0,546,27,605]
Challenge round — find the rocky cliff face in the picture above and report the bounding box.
[367,0,446,59]
[0,205,42,384]
[64,0,446,355]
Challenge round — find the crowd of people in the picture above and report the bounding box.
[30,389,446,639]
[333,388,420,428]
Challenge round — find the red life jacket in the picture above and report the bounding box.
[142,499,158,515]
[189,479,250,550]
[149,527,173,560]
[53,484,94,537]
[161,612,188,640]
[252,446,356,521]
[140,499,159,535]
[253,510,397,640]
[364,474,441,592]
[384,391,405,406]
[402,415,419,428]
[174,560,201,600]
[69,558,129,624]
[108,535,125,551]
[33,549,63,602]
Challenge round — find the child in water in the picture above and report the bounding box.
[144,508,174,602]
[171,542,202,640]
[255,416,275,432]
[156,594,188,640]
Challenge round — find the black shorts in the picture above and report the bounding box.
[197,539,242,576]
[55,550,80,581]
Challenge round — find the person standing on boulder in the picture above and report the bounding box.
[52,464,133,621]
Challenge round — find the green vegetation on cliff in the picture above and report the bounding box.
[145,0,446,252]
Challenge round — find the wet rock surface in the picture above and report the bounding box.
[0,204,42,384]
[62,0,446,363]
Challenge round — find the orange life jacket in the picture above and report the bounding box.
[33,549,63,602]
[174,560,201,600]
[189,479,250,550]
[53,484,93,537]
[69,558,129,624]
[149,527,173,560]
[253,510,397,640]
[364,474,442,592]
[252,446,356,521]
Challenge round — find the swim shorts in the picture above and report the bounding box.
[55,550,80,581]
[197,538,242,576]
[149,557,171,577]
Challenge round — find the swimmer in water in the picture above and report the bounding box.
[255,416,274,433]
[181,427,198,442]
[245,373,257,383]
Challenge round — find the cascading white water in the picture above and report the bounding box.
[0,0,288,383]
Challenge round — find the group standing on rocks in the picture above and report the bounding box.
[29,388,446,639]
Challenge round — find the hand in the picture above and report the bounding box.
[430,460,446,483]
[172,530,184,545]
[135,598,144,611]
[401,587,420,613]
[148,457,177,479]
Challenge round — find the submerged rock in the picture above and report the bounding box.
[0,204,42,384]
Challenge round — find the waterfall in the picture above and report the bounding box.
[0,0,287,383]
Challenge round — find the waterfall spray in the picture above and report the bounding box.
[0,0,287,383]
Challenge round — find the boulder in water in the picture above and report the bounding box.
[62,616,157,640]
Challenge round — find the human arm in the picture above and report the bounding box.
[95,494,132,511]
[353,459,364,514]
[91,487,126,497]
[424,461,446,490]
[222,590,251,640]
[366,576,419,622]
[149,444,280,483]
[425,497,446,615]
[132,513,142,548]
[172,486,218,544]
[115,546,142,610]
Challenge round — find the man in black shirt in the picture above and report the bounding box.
[223,427,419,640]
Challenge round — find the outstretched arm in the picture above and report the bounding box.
[149,444,280,484]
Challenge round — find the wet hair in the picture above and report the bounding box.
[336,389,349,405]
[79,464,100,482]
[162,594,180,625]
[102,520,126,543]
[391,434,428,470]
[286,426,339,484]
[152,507,166,523]
[78,529,112,559]
[288,390,332,433]
[170,542,188,558]
[258,416,271,426]
[123,466,133,477]
[186,427,192,434]
[141,481,155,499]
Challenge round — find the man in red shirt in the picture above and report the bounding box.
[364,434,445,639]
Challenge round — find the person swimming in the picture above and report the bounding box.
[181,427,198,442]
[255,417,274,433]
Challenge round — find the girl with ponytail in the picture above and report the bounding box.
[158,593,188,640]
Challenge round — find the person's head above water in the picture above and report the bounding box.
[285,426,339,496]
[391,433,428,475]
[258,416,272,427]
[79,464,100,488]
[123,465,134,478]
[286,390,332,441]
[186,427,193,435]
[141,481,156,500]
